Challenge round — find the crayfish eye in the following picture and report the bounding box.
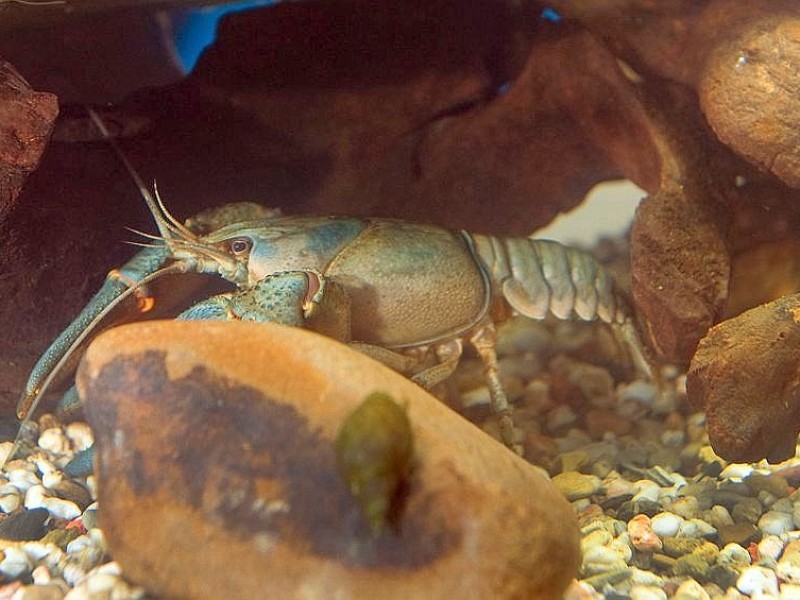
[228,238,252,256]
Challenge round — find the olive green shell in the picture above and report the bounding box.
[335,392,414,535]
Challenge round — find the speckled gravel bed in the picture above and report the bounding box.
[459,315,800,600]
[0,290,795,598]
[0,420,145,599]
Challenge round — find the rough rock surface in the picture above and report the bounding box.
[687,292,800,463]
[77,320,580,600]
[700,16,800,189]
[0,59,57,219]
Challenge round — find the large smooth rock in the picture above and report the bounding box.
[77,321,579,600]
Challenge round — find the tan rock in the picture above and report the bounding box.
[687,291,800,463]
[77,321,579,600]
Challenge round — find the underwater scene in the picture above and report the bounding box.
[0,2,799,599]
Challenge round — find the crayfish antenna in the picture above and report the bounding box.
[85,107,197,246]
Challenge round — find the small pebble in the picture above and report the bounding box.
[757,535,785,562]
[628,514,662,552]
[41,498,80,522]
[0,546,32,579]
[64,423,93,453]
[13,584,66,600]
[737,565,779,596]
[551,472,601,501]
[632,480,661,503]
[718,543,752,567]
[651,512,684,538]
[779,583,800,600]
[582,544,629,575]
[667,496,701,520]
[759,510,795,536]
[718,523,761,547]
[674,553,711,580]
[674,579,711,600]
[630,585,667,600]
[0,508,49,542]
[37,430,70,457]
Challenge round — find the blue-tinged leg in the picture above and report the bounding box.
[18,246,171,420]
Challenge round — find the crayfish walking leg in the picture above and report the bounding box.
[470,321,521,454]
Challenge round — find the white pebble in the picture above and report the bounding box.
[779,583,800,599]
[758,535,786,562]
[41,471,63,490]
[777,553,800,583]
[678,518,716,539]
[628,567,664,586]
[609,534,633,563]
[85,572,119,595]
[630,584,667,600]
[720,463,754,480]
[617,380,657,405]
[32,457,58,476]
[91,561,122,577]
[760,511,796,536]
[63,562,143,600]
[87,529,107,554]
[0,489,21,513]
[37,429,70,456]
[651,512,684,538]
[24,484,51,510]
[604,477,636,498]
[632,480,661,502]
[61,561,87,588]
[64,423,93,452]
[0,546,32,578]
[13,584,65,600]
[675,578,711,600]
[667,496,700,520]
[581,544,628,572]
[42,497,81,520]
[719,543,752,567]
[772,498,794,514]
[9,469,42,493]
[23,542,56,562]
[737,565,779,595]
[40,547,66,574]
[581,529,612,553]
[30,563,52,584]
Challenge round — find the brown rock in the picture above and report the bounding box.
[78,321,580,600]
[687,291,800,463]
[700,16,800,189]
[0,58,57,219]
[630,180,730,363]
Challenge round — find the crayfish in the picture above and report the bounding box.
[13,111,656,457]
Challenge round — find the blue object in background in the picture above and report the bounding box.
[172,0,275,73]
[540,7,562,23]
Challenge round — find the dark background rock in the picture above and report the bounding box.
[0,60,57,219]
